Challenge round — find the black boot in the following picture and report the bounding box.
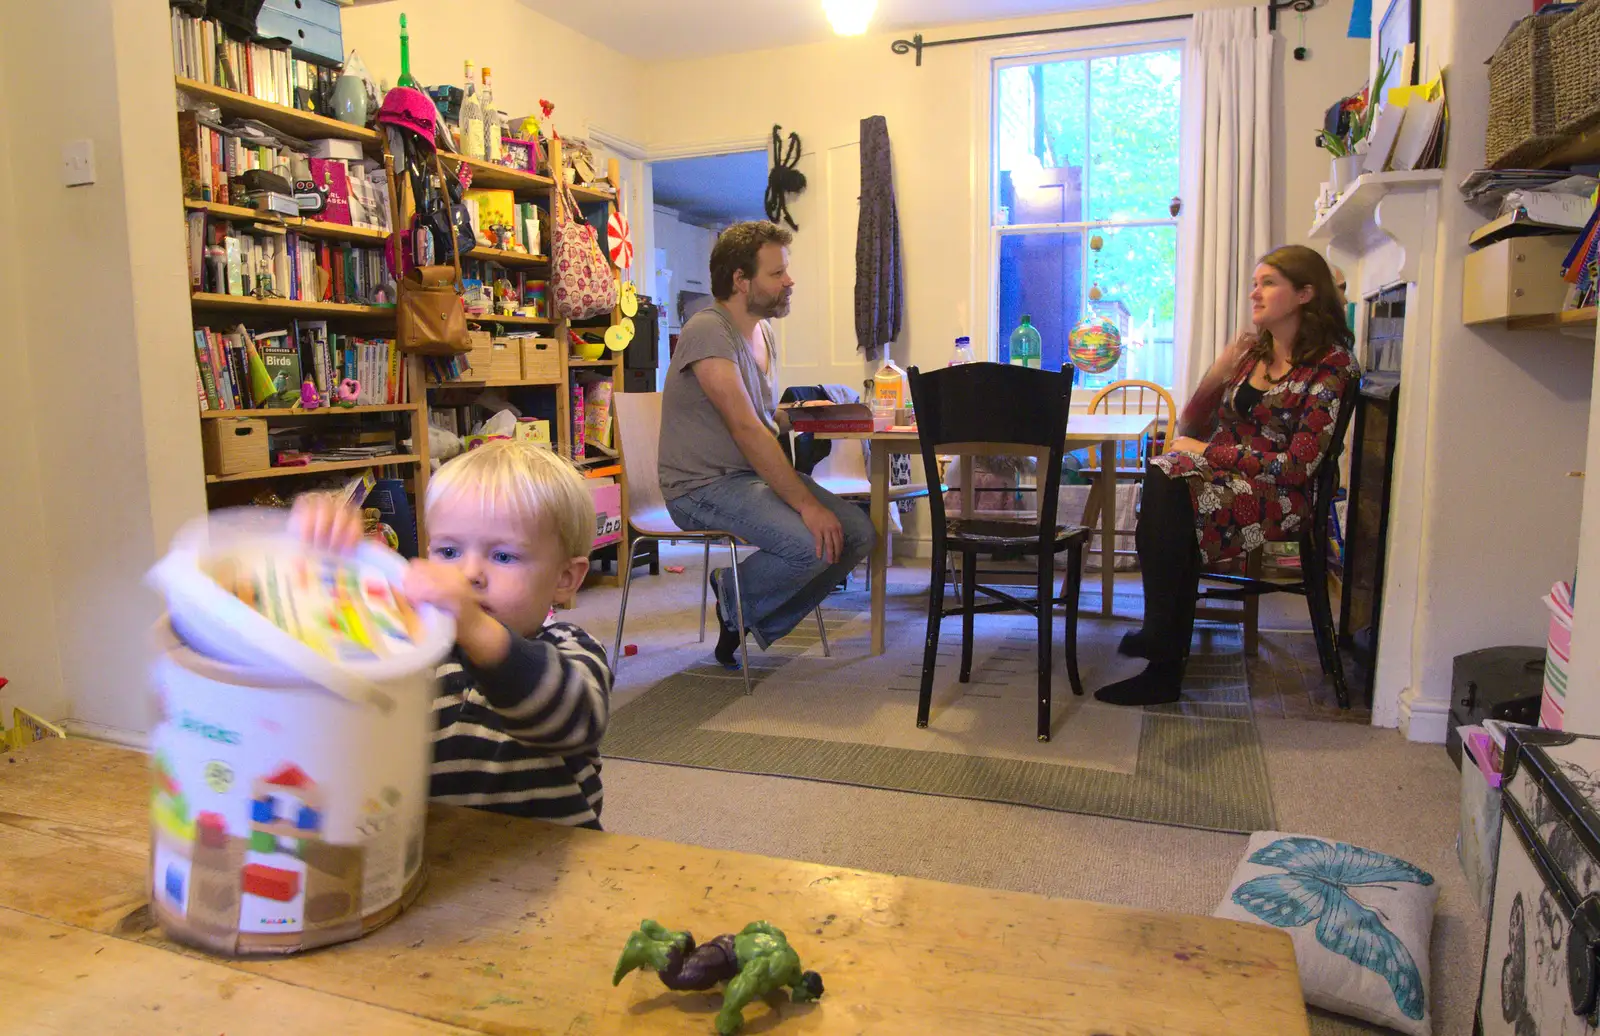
[1093,658,1184,707]
[1118,629,1151,659]
[710,571,744,669]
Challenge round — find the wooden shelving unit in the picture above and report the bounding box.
[173,74,431,546]
[176,76,379,147]
[466,313,557,328]
[190,293,394,318]
[1507,306,1599,332]
[206,455,422,484]
[184,200,390,244]
[466,245,549,268]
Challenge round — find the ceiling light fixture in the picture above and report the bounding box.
[824,0,877,36]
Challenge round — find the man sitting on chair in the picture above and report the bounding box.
[658,221,874,668]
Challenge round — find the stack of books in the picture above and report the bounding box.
[169,7,337,115]
[193,321,409,412]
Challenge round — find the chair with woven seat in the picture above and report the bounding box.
[1193,376,1360,706]
[907,363,1089,742]
[611,392,830,696]
[1077,378,1175,566]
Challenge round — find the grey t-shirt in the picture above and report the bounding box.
[658,306,778,501]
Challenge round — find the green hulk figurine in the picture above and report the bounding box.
[612,919,824,1035]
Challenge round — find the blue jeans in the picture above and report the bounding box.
[667,472,875,649]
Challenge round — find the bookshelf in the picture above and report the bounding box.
[173,66,431,547]
[424,136,631,579]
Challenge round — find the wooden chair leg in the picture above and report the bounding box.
[1243,551,1262,656]
[959,548,977,683]
[1036,548,1054,742]
[917,543,948,729]
[1064,545,1085,696]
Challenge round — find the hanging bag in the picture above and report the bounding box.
[551,175,619,321]
[395,152,471,356]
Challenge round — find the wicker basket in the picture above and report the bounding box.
[1486,11,1566,168]
[1554,0,1600,134]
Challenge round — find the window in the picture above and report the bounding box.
[991,44,1184,390]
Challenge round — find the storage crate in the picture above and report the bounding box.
[461,330,494,380]
[589,480,623,550]
[1486,10,1567,168]
[1553,0,1600,134]
[521,337,562,381]
[489,337,521,382]
[201,418,269,476]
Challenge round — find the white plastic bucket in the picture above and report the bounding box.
[147,509,453,955]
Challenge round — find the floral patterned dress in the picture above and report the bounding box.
[1152,346,1359,564]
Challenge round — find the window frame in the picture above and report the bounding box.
[968,22,1198,393]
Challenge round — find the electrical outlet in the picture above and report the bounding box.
[61,139,95,187]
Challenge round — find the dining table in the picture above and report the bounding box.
[0,737,1310,1034]
[820,412,1158,655]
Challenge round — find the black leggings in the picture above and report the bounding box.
[1137,466,1202,662]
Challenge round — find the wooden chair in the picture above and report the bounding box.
[907,363,1089,742]
[1193,377,1360,706]
[1077,379,1175,563]
[611,393,830,695]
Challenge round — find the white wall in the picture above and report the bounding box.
[1375,0,1591,738]
[653,206,717,328]
[0,0,204,735]
[341,0,650,147]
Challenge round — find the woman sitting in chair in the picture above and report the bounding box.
[1095,244,1359,707]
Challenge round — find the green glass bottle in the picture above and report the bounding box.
[396,14,419,89]
[1008,315,1042,369]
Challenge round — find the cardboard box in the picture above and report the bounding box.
[779,400,874,433]
[515,418,551,447]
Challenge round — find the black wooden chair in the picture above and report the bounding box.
[1194,376,1361,707]
[907,363,1090,742]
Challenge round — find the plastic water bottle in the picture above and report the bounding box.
[1009,316,1041,369]
[950,335,976,365]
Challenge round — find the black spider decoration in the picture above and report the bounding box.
[765,124,806,231]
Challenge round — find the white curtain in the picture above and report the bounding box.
[1179,7,1274,397]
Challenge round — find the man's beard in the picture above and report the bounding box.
[748,286,792,319]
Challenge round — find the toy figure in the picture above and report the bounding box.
[336,378,360,407]
[613,919,823,1035]
[300,378,321,409]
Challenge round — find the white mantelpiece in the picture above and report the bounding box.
[1311,170,1447,741]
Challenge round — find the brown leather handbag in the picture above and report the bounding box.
[395,152,470,356]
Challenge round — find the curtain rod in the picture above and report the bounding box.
[889,3,1305,67]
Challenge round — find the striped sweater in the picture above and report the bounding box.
[430,621,611,829]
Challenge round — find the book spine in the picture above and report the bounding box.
[193,330,219,410]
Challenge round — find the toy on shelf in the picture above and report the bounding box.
[336,379,361,407]
[612,919,823,1035]
[299,379,321,409]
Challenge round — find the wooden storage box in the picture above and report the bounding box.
[489,337,522,382]
[521,337,562,381]
[202,418,269,476]
[1462,235,1577,324]
[462,330,495,380]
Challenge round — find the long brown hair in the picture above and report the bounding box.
[1250,245,1354,371]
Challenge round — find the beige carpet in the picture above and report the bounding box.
[605,581,1276,833]
[577,546,1485,1035]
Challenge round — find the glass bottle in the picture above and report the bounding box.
[1008,315,1041,369]
[396,15,419,89]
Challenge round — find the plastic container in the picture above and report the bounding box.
[950,335,976,365]
[1008,316,1042,369]
[873,358,908,413]
[146,509,454,956]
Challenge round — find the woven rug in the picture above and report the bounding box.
[604,584,1276,834]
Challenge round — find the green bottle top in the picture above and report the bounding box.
[397,14,419,89]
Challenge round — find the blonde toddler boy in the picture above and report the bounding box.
[293,440,611,828]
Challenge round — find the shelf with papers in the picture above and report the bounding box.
[204,455,421,484]
[184,201,390,244]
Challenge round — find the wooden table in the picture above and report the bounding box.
[822,413,1157,654]
[0,740,1307,1034]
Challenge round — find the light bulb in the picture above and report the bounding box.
[824,0,877,35]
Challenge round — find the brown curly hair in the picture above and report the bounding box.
[1249,244,1354,370]
[710,221,793,300]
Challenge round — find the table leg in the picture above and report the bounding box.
[1099,441,1116,617]
[869,443,890,656]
